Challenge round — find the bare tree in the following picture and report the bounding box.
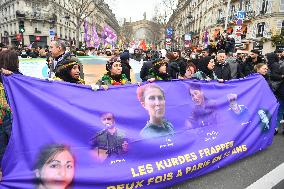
[161,0,178,15]
[50,0,101,48]
[152,0,177,25]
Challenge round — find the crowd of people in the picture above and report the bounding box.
[0,39,284,181]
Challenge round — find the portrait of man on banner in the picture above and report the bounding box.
[90,112,128,163]
[257,109,271,132]
[227,93,251,126]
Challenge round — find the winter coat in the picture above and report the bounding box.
[213,61,232,80]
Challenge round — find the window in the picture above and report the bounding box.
[280,20,284,35]
[281,0,284,12]
[257,22,265,37]
[230,5,235,17]
[261,0,268,14]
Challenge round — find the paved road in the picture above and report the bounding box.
[169,134,284,189]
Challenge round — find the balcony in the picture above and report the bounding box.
[16,10,25,18]
[217,17,225,24]
[35,28,41,34]
[244,11,255,21]
[256,33,263,38]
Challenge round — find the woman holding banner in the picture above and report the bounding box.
[94,57,130,90]
[54,55,85,84]
[0,50,19,174]
[137,83,174,138]
[193,56,218,81]
[144,58,171,82]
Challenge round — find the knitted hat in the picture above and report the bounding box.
[152,59,167,70]
[106,56,121,71]
[56,55,79,73]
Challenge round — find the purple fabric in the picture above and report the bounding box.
[0,74,278,189]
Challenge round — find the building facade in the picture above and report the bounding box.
[168,0,284,53]
[0,0,120,48]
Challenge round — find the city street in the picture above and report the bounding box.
[1,0,284,188]
[169,134,284,189]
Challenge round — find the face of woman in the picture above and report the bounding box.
[37,150,75,189]
[184,66,195,78]
[207,59,215,70]
[190,89,204,106]
[111,62,122,75]
[257,65,268,75]
[158,63,167,74]
[70,65,80,80]
[142,88,165,120]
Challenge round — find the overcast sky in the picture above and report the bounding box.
[105,0,177,23]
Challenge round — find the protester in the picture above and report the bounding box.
[96,57,130,87]
[226,52,238,79]
[193,56,218,81]
[201,48,210,57]
[50,40,84,80]
[214,50,231,81]
[168,49,187,79]
[180,62,197,79]
[266,51,284,133]
[238,49,262,78]
[137,83,174,138]
[265,53,283,92]
[140,59,154,82]
[120,52,132,82]
[0,50,21,173]
[143,50,153,61]
[34,144,75,189]
[254,63,271,88]
[53,55,85,84]
[145,59,171,82]
[90,112,128,162]
[132,49,142,61]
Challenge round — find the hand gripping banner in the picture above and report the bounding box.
[0,74,278,189]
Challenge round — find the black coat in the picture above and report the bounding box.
[140,60,154,82]
[237,57,262,78]
[168,58,187,79]
[213,62,232,80]
[121,61,132,82]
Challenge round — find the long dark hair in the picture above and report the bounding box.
[34,144,75,188]
[0,49,20,72]
[198,56,215,78]
[56,63,81,83]
[55,55,81,83]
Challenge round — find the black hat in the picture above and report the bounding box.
[120,52,130,60]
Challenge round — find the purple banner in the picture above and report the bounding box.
[0,74,278,189]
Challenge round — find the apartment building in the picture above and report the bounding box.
[168,0,284,53]
[0,0,120,48]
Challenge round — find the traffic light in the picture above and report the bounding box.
[19,20,25,33]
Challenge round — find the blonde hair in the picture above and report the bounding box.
[254,63,268,72]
